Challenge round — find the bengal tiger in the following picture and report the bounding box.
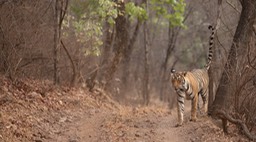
[170,25,215,127]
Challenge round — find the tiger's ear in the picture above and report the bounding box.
[171,68,176,73]
[182,72,187,76]
[170,69,176,78]
[170,69,176,80]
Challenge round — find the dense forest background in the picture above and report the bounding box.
[0,0,235,102]
[0,0,256,140]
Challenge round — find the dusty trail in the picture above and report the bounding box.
[52,109,110,142]
[51,102,239,142]
[0,76,248,142]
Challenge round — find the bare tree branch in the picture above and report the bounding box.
[216,110,256,140]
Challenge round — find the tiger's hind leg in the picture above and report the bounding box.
[197,93,202,114]
[201,89,209,115]
[190,94,198,122]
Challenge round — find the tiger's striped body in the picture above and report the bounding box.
[171,26,215,126]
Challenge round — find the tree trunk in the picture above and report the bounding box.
[208,0,222,112]
[159,23,179,101]
[91,20,114,92]
[53,0,60,84]
[142,0,150,106]
[105,1,128,86]
[121,20,141,85]
[210,0,256,130]
[53,0,68,85]
[98,21,115,85]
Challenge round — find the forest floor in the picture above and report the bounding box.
[0,75,249,142]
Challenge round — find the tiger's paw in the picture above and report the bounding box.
[190,117,197,122]
[175,123,182,127]
[202,107,208,115]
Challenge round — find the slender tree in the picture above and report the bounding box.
[53,0,60,84]
[53,0,68,84]
[142,0,150,105]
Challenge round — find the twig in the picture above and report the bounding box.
[60,39,76,86]
[41,0,54,18]
[13,58,22,75]
[226,0,240,14]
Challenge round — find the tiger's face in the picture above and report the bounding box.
[171,72,187,92]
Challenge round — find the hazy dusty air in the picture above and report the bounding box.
[0,0,255,141]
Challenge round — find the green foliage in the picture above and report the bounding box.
[70,0,117,22]
[98,0,118,25]
[63,0,186,56]
[150,0,186,27]
[125,2,147,21]
[63,0,118,56]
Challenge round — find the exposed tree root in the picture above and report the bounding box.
[216,110,256,140]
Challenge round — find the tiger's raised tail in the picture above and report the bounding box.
[204,25,215,70]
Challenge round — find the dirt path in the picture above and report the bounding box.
[50,102,250,142]
[49,102,238,142]
[51,109,110,142]
[0,77,247,142]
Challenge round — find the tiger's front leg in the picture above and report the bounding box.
[190,94,198,122]
[176,92,185,127]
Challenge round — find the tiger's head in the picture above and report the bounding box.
[170,69,188,92]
